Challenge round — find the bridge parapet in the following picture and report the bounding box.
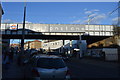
[1,23,114,36]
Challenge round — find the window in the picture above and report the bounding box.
[55,43,57,45]
[37,58,66,69]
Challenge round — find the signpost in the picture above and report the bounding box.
[10,24,17,30]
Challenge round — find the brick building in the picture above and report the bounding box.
[24,40,42,50]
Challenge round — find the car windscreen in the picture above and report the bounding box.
[37,58,66,69]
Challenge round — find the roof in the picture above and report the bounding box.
[43,40,58,43]
[34,40,41,42]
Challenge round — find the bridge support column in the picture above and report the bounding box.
[67,41,70,56]
[79,35,83,58]
[69,40,72,57]
[48,40,51,52]
[62,40,65,54]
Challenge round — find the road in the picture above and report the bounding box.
[66,57,120,79]
[2,56,120,79]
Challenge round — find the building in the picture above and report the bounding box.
[42,40,63,51]
[0,3,4,80]
[42,40,73,51]
[0,4,10,53]
[0,3,4,25]
[24,40,42,50]
[10,40,42,50]
[0,3,4,45]
[1,3,10,52]
[10,43,20,47]
[42,40,87,56]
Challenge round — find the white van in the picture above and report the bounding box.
[102,48,118,61]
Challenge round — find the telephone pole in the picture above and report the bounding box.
[118,1,120,27]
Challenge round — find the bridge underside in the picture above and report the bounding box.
[2,34,111,45]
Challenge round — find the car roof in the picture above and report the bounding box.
[33,54,62,59]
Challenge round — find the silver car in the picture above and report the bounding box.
[24,54,70,80]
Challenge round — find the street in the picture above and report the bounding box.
[1,1,120,80]
[2,56,120,80]
[66,58,120,79]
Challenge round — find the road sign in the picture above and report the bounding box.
[10,24,17,30]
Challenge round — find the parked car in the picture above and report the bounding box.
[24,54,71,80]
[46,52,70,61]
[30,49,38,55]
[62,56,69,61]
[46,52,61,56]
[60,53,69,61]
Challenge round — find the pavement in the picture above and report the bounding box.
[2,54,25,80]
[2,55,120,80]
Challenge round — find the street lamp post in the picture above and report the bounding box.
[118,1,120,27]
[87,15,90,25]
[87,15,95,34]
[20,2,26,63]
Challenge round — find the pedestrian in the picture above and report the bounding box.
[17,51,22,66]
[11,50,14,61]
[91,50,93,56]
[2,50,5,64]
[75,50,78,57]
[3,52,10,69]
[101,51,105,61]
